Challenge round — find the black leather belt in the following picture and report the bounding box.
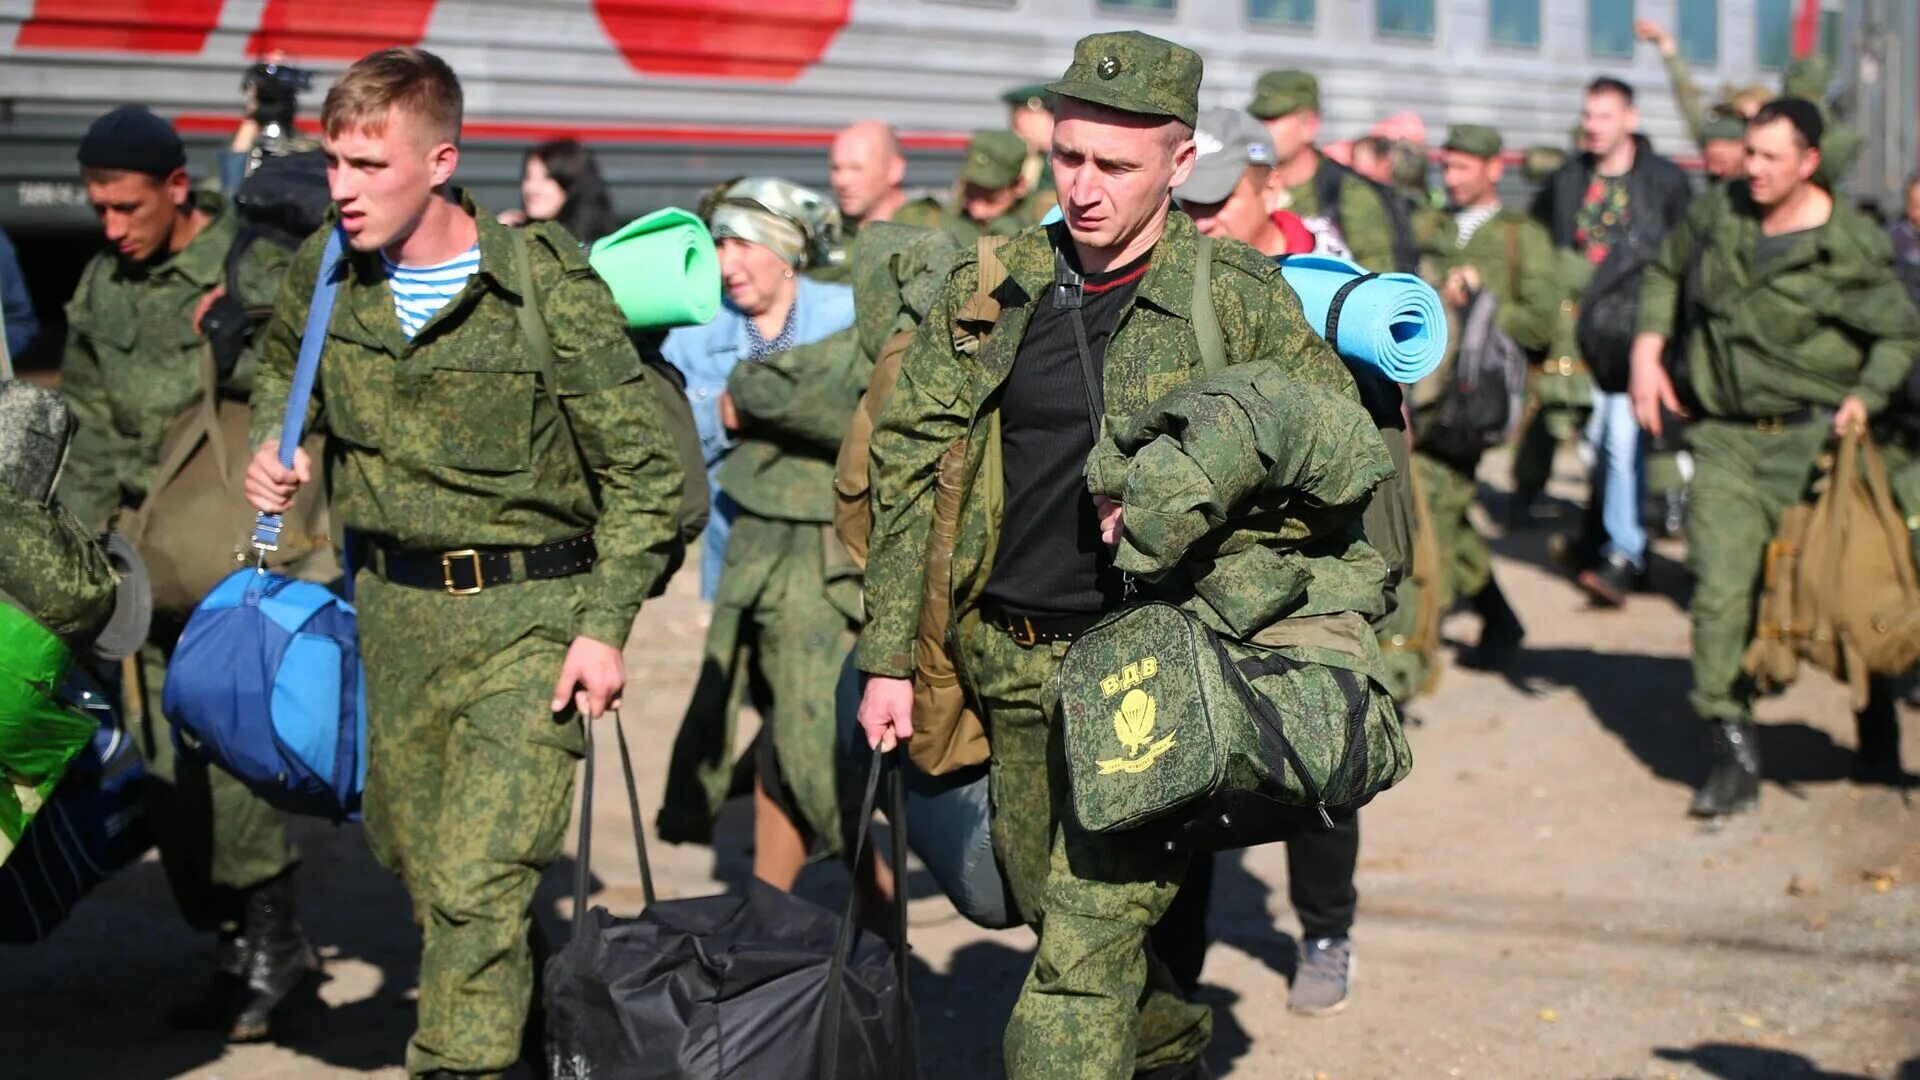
[1725,406,1825,433]
[364,533,597,595]
[984,603,1102,646]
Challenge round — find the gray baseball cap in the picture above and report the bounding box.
[1174,107,1276,206]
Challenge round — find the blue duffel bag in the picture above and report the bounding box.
[161,228,365,821]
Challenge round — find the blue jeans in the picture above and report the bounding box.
[1585,388,1647,571]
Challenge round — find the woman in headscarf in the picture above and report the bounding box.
[496,138,619,245]
[660,178,854,600]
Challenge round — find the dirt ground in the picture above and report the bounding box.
[4,447,1918,1080]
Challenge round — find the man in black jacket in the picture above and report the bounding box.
[1532,77,1692,606]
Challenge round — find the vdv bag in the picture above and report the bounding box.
[1059,603,1410,851]
[162,228,367,821]
[548,716,915,1080]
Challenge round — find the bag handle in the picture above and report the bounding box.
[251,227,346,555]
[820,744,912,1079]
[571,710,656,937]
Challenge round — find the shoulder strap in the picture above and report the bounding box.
[510,229,595,499]
[1190,233,1227,376]
[974,234,1011,323]
[250,227,344,553]
[1503,214,1523,301]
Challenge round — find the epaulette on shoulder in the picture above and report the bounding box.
[1208,233,1284,284]
[525,221,596,274]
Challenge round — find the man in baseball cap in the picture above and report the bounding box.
[1174,106,1313,257]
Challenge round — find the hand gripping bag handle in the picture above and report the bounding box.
[252,227,347,555]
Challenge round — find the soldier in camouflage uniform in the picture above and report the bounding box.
[821,121,944,282]
[929,130,1032,247]
[1247,71,1408,273]
[56,105,313,1042]
[856,32,1388,1079]
[1003,83,1060,227]
[245,49,682,1077]
[1630,100,1919,816]
[1415,125,1563,665]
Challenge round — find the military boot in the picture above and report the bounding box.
[1689,720,1761,818]
[229,871,320,1042]
[166,925,251,1030]
[1456,580,1524,671]
[1855,683,1906,786]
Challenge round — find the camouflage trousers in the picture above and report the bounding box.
[1683,420,1829,726]
[135,624,298,932]
[960,615,1212,1078]
[356,571,585,1078]
[660,516,859,854]
[1416,451,1492,607]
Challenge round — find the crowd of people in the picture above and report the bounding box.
[3,13,1920,1080]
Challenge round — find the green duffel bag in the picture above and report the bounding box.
[1058,602,1411,851]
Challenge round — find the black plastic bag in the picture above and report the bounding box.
[546,717,914,1080]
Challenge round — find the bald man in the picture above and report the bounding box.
[817,121,940,281]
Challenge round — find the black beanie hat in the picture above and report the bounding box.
[77,106,186,176]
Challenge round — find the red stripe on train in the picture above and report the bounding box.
[169,113,972,151]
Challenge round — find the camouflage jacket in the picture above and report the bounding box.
[718,326,871,523]
[58,189,289,531]
[1285,161,1398,274]
[0,487,115,645]
[1638,182,1920,420]
[934,206,1024,249]
[1429,207,1564,354]
[250,191,683,648]
[856,209,1376,678]
[813,199,945,284]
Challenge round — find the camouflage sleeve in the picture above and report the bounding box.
[726,326,870,452]
[1636,194,1712,341]
[1085,363,1392,577]
[248,228,329,449]
[857,267,973,678]
[0,487,116,643]
[55,269,127,533]
[1497,218,1564,354]
[1339,175,1400,275]
[1663,51,1710,151]
[224,236,293,396]
[530,226,683,647]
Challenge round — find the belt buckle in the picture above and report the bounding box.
[441,549,485,595]
[1756,415,1785,434]
[1009,615,1040,648]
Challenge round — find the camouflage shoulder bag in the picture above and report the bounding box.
[1058,602,1410,851]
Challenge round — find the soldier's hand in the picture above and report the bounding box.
[1629,335,1683,438]
[719,391,742,433]
[1093,495,1125,548]
[192,285,228,335]
[858,676,914,752]
[1634,19,1676,56]
[496,208,529,227]
[552,636,625,719]
[1833,397,1868,438]
[244,439,311,513]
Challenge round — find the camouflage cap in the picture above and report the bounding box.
[1442,124,1503,159]
[958,130,1028,190]
[1001,83,1056,112]
[1520,145,1568,184]
[1046,31,1202,129]
[1249,70,1319,120]
[1702,114,1748,143]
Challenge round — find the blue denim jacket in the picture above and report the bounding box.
[661,276,855,599]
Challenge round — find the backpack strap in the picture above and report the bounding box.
[1190,233,1227,376]
[1503,213,1523,302]
[951,234,1013,355]
[510,229,596,503]
[977,233,1011,307]
[250,227,345,554]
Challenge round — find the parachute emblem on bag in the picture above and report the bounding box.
[1097,689,1177,775]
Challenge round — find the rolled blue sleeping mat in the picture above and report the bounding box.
[833,654,1020,931]
[1277,253,1447,384]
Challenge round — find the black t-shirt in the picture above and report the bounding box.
[982,246,1152,619]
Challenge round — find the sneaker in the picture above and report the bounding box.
[1288,935,1354,1017]
[1577,553,1638,609]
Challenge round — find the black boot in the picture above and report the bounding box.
[1689,720,1762,818]
[1457,580,1524,671]
[1856,682,1906,786]
[229,871,320,1042]
[167,925,252,1030]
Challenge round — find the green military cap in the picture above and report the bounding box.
[1520,145,1568,184]
[1443,124,1503,159]
[1046,31,1202,129]
[958,129,1028,190]
[1001,83,1056,112]
[1248,70,1319,120]
[1702,114,1747,143]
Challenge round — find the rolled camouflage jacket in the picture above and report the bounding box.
[59,189,288,531]
[719,326,870,523]
[1637,182,1920,420]
[250,192,683,648]
[856,208,1383,678]
[0,486,115,645]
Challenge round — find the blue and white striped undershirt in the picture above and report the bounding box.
[383,245,480,338]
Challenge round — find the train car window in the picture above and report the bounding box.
[1248,0,1313,29]
[1489,0,1539,49]
[1376,0,1434,40]
[1677,0,1718,65]
[1587,0,1634,58]
[1099,0,1175,11]
[1757,0,1791,69]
